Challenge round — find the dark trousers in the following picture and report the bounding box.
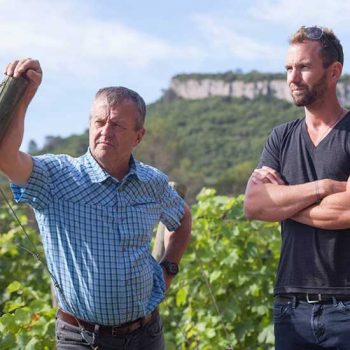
[274,298,350,349]
[55,311,164,350]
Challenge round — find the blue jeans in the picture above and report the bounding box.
[56,311,164,350]
[274,298,350,350]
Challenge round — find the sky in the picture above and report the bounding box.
[0,0,349,150]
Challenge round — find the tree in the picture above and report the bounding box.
[27,140,38,154]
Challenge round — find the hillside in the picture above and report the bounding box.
[135,95,301,200]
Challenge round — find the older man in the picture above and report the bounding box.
[244,26,350,349]
[0,58,191,350]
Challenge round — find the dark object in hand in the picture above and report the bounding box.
[0,75,28,144]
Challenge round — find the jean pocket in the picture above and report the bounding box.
[273,302,293,322]
[336,300,350,313]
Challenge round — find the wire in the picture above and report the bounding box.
[0,187,39,255]
[200,269,234,350]
[0,186,63,288]
[0,186,97,349]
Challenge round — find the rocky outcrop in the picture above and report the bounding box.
[169,77,350,105]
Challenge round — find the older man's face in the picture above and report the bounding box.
[89,97,145,168]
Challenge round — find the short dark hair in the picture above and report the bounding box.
[94,86,146,130]
[289,26,344,67]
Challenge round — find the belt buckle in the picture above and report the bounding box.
[306,293,322,303]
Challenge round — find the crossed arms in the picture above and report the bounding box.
[244,166,350,229]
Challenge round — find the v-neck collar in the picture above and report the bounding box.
[301,112,350,151]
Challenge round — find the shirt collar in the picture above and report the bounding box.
[125,155,149,182]
[84,149,147,183]
[84,149,110,183]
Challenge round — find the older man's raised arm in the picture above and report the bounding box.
[0,58,42,186]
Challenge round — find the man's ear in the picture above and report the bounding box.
[135,128,146,145]
[329,61,342,82]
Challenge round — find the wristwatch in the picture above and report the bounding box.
[160,260,179,276]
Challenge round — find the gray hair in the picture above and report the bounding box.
[94,86,146,130]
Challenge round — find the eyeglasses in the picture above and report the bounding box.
[303,26,343,65]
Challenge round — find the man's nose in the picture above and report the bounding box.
[100,121,113,136]
[288,68,301,85]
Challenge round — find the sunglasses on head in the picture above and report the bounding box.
[303,26,343,65]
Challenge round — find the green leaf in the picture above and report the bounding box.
[209,270,221,283]
[6,281,22,294]
[0,333,16,350]
[0,313,17,333]
[206,328,216,338]
[176,288,187,307]
[24,338,39,350]
[5,301,25,313]
[14,308,29,324]
[258,324,275,344]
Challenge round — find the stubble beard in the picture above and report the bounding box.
[291,73,328,107]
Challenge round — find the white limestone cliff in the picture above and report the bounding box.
[169,78,350,105]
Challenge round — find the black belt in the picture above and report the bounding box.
[57,308,158,336]
[275,293,350,304]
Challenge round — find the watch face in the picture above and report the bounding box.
[168,263,178,274]
[162,261,179,275]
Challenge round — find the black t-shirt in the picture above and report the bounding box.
[259,113,350,295]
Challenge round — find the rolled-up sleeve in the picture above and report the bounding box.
[159,179,185,231]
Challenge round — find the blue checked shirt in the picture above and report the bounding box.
[11,150,185,325]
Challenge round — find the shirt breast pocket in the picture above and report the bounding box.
[120,199,161,247]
